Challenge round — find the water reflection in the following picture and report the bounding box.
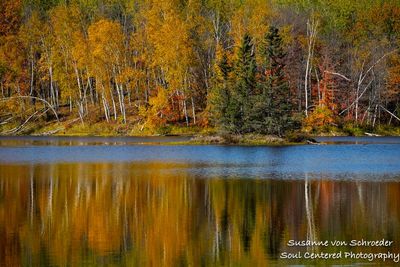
[0,136,192,147]
[315,136,400,144]
[1,162,400,266]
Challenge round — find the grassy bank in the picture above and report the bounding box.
[0,115,309,145]
[1,113,400,146]
[0,114,202,137]
[303,123,400,137]
[185,134,291,145]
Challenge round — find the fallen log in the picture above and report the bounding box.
[306,138,320,145]
[1,110,40,135]
[365,132,381,137]
[0,96,59,121]
[41,128,63,136]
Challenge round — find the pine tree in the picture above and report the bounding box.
[253,26,292,135]
[208,44,232,128]
[225,33,257,133]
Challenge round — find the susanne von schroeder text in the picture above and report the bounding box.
[287,239,393,247]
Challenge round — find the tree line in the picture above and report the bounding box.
[1,0,400,134]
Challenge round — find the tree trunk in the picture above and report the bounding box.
[110,86,117,120]
[183,98,189,126]
[191,97,196,125]
[30,58,34,96]
[102,94,110,122]
[49,66,56,108]
[69,96,72,113]
[116,84,126,123]
[315,69,321,106]
[304,17,318,117]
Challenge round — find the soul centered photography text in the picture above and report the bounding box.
[280,239,399,263]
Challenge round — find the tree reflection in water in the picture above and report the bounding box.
[0,162,399,266]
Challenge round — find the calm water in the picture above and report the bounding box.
[1,136,400,266]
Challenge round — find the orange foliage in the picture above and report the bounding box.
[305,57,338,131]
[0,0,22,36]
[311,57,337,112]
[304,105,335,129]
[0,34,29,94]
[386,53,400,102]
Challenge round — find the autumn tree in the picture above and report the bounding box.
[50,4,89,122]
[144,0,195,126]
[88,19,126,122]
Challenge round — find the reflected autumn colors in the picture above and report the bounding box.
[1,162,400,266]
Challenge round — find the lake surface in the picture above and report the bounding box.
[1,136,400,266]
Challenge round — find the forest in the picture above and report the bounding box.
[0,0,400,136]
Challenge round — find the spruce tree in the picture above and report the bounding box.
[208,45,232,128]
[225,33,257,133]
[253,26,293,135]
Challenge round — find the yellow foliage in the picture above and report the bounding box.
[139,87,171,130]
[303,106,336,132]
[231,0,274,56]
[88,19,124,66]
[87,18,125,101]
[146,1,194,92]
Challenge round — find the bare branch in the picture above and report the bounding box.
[380,105,400,122]
[359,49,399,85]
[339,79,373,115]
[0,117,13,125]
[324,71,351,81]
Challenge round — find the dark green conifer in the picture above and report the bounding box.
[253,26,293,135]
[208,47,232,128]
[225,33,257,133]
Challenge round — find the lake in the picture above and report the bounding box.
[1,136,400,266]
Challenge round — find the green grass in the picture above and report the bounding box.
[374,125,400,136]
[302,122,400,137]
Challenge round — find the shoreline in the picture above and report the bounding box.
[1,132,399,147]
[1,117,400,146]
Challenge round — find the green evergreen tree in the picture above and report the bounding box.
[225,33,257,133]
[253,26,293,135]
[207,45,232,128]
